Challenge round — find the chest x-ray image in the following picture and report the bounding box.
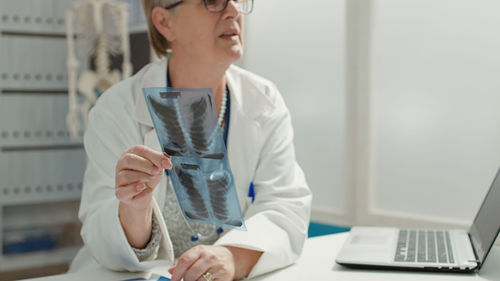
[143,87,246,230]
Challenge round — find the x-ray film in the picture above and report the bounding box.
[143,87,246,230]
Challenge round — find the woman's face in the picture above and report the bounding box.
[170,0,244,66]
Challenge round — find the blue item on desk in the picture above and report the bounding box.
[123,274,170,281]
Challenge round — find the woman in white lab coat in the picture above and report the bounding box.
[69,0,311,280]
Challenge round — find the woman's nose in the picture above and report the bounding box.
[223,0,241,19]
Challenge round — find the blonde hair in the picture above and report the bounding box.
[141,0,178,58]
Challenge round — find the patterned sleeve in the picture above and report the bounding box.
[131,213,162,261]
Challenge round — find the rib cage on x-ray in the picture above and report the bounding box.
[150,92,223,159]
[176,164,209,220]
[151,98,187,156]
[144,87,245,230]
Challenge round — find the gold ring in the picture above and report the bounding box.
[202,271,215,281]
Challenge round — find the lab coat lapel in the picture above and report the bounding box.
[225,70,262,206]
[226,105,260,206]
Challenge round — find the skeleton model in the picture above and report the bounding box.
[66,0,132,138]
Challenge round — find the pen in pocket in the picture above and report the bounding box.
[248,181,255,203]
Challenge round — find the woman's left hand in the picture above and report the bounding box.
[168,245,235,281]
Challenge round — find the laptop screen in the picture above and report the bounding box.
[469,168,500,266]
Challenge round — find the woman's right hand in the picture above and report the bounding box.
[115,145,172,248]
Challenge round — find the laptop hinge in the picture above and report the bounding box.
[467,232,481,267]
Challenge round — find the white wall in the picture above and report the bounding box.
[362,0,500,227]
[241,0,350,225]
[242,0,500,228]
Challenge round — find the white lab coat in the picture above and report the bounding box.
[69,58,312,278]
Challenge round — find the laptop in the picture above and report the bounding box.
[336,167,500,272]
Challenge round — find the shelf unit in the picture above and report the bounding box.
[0,0,85,273]
[1,246,81,271]
[0,0,149,275]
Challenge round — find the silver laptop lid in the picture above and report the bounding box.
[469,167,500,269]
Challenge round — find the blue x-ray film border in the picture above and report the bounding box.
[143,87,246,231]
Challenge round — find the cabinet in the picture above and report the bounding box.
[0,0,85,273]
[0,0,149,276]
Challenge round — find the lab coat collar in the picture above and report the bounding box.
[132,58,247,128]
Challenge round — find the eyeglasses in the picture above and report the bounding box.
[165,0,254,15]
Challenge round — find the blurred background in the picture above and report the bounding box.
[0,0,499,279]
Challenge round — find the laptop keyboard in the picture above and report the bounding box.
[394,229,455,263]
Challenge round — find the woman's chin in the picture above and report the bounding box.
[227,46,243,62]
[216,49,242,66]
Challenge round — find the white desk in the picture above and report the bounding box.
[251,233,500,281]
[27,233,500,281]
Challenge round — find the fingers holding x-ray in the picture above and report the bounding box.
[115,182,146,201]
[115,144,171,211]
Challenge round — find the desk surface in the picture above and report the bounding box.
[28,233,500,281]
